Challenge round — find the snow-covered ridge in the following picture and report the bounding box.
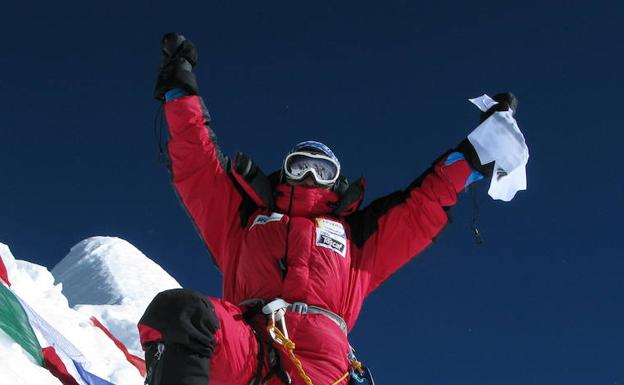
[0,237,181,385]
[52,236,180,307]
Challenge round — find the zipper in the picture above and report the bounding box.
[145,343,165,385]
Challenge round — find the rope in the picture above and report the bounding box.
[470,184,484,244]
[153,103,168,166]
[331,371,350,385]
[267,323,351,385]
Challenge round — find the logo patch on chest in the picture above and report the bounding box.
[250,213,284,229]
[315,218,347,257]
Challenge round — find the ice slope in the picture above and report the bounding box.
[52,237,180,307]
[0,237,181,384]
[52,237,181,354]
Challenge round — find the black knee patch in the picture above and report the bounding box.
[139,288,219,357]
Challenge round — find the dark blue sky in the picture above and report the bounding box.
[2,1,623,384]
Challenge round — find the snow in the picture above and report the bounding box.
[0,237,181,385]
[0,331,53,384]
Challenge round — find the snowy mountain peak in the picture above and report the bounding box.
[52,236,180,307]
[1,237,182,384]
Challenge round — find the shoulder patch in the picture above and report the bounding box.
[250,213,284,229]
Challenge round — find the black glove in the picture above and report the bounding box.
[154,32,200,101]
[458,92,520,177]
[479,92,518,123]
[456,138,493,177]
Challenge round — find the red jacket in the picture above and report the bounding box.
[165,95,476,335]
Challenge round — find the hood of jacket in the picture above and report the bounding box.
[274,184,339,218]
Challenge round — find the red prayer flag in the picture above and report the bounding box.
[0,255,11,286]
[90,316,146,377]
[42,346,81,385]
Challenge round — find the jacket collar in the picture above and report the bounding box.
[274,184,339,218]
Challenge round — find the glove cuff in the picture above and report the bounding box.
[154,64,199,101]
[456,139,493,177]
[165,88,189,101]
[435,152,484,193]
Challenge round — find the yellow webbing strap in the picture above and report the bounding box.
[332,371,350,385]
[267,323,351,385]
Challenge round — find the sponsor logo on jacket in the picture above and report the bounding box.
[250,213,284,229]
[315,218,347,257]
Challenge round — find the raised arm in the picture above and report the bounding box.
[155,33,244,272]
[347,93,520,298]
[347,150,481,295]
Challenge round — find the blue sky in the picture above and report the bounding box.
[2,1,623,384]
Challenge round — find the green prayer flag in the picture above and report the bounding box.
[0,283,43,365]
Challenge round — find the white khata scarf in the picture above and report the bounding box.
[468,94,529,201]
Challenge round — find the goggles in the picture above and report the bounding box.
[283,151,341,186]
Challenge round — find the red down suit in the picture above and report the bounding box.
[146,95,478,385]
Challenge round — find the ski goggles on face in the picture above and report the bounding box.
[283,151,341,186]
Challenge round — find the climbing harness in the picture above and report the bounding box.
[241,298,374,385]
[347,347,375,385]
[258,299,374,385]
[241,299,292,385]
[260,298,348,335]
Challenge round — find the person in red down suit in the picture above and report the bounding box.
[138,33,519,385]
